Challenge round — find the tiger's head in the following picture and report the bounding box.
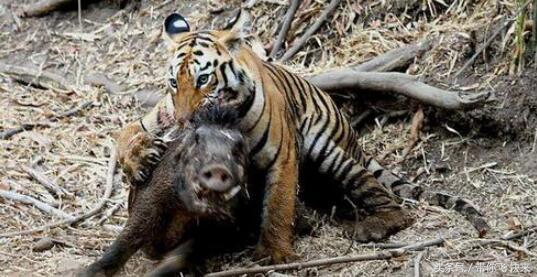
[162,11,261,125]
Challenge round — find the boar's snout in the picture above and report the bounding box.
[199,164,233,192]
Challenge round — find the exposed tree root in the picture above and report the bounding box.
[0,63,74,92]
[17,0,72,18]
[308,72,490,110]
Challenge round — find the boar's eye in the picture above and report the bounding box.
[232,141,245,158]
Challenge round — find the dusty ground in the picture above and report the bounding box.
[0,0,536,276]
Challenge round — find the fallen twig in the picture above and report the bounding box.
[0,190,74,220]
[362,238,445,251]
[54,100,93,118]
[362,242,408,249]
[469,239,537,258]
[0,63,74,92]
[279,0,341,62]
[308,72,490,110]
[0,144,117,238]
[96,202,122,225]
[270,0,300,58]
[1,100,93,140]
[502,226,537,240]
[21,165,71,197]
[459,162,498,175]
[0,123,50,140]
[351,109,373,128]
[204,238,444,277]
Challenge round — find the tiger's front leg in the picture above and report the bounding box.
[255,141,299,263]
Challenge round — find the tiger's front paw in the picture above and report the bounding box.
[118,133,167,186]
[254,242,298,264]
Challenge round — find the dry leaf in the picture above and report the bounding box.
[506,216,522,231]
[33,237,54,252]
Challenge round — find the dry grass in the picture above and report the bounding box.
[0,0,536,276]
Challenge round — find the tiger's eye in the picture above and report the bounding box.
[197,74,209,87]
[170,78,177,88]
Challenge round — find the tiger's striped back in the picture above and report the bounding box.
[258,61,489,235]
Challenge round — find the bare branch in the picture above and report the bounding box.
[308,72,490,110]
[270,0,301,58]
[204,238,444,277]
[279,0,341,62]
[351,41,431,72]
[21,165,72,197]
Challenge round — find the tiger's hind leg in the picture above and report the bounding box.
[316,148,414,242]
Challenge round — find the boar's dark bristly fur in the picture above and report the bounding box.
[78,107,250,277]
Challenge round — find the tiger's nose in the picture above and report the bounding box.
[199,165,233,192]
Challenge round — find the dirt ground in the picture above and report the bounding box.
[0,0,536,276]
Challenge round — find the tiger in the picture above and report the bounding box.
[116,11,489,263]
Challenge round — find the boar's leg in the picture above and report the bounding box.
[78,225,145,277]
[79,196,165,277]
[145,239,194,277]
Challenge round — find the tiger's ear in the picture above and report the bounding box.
[225,9,253,34]
[220,9,252,53]
[162,13,190,46]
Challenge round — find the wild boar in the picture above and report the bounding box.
[78,106,250,277]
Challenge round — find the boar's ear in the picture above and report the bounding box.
[162,13,190,47]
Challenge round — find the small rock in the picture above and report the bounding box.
[33,237,54,252]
